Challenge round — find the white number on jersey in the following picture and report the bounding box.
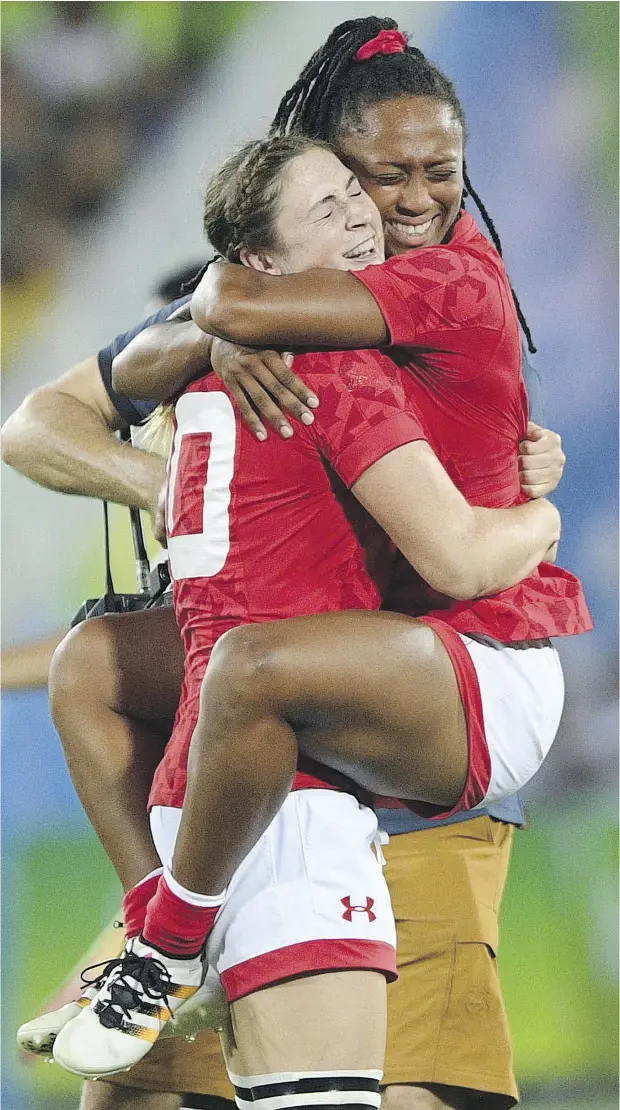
[166,391,236,580]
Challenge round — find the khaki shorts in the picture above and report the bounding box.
[111,815,517,1106]
[383,815,518,1108]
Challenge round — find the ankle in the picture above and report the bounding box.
[141,874,222,958]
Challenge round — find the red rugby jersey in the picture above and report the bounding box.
[351,211,592,641]
[150,360,425,809]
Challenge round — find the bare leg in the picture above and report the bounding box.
[49,608,184,891]
[79,1083,181,1110]
[382,1086,469,1110]
[80,1082,183,1109]
[173,612,467,895]
[221,971,386,1093]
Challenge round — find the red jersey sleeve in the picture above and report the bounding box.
[293,347,427,487]
[351,215,506,347]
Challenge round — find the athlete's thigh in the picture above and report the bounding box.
[217,612,467,802]
[102,607,184,722]
[222,970,386,1075]
[60,606,184,725]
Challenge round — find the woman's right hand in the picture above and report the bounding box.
[210,339,319,441]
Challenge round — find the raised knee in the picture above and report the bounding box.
[201,624,279,710]
[48,616,120,719]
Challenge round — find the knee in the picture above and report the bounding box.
[48,616,121,722]
[200,624,280,714]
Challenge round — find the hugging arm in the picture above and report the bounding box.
[352,440,560,600]
[112,314,213,401]
[190,262,388,349]
[0,356,165,517]
[194,264,568,500]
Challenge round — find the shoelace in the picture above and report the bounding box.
[81,953,173,1031]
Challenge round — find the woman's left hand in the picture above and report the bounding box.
[518,422,566,498]
[210,339,318,440]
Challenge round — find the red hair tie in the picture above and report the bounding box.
[355,29,407,62]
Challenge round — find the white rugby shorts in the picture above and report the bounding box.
[409,617,565,818]
[150,790,397,1003]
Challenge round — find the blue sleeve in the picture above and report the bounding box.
[97,295,192,426]
[521,343,544,425]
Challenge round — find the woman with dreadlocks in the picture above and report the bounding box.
[193,16,540,436]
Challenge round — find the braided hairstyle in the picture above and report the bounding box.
[271,16,535,352]
[203,134,331,264]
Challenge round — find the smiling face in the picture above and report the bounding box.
[247,147,384,275]
[337,96,465,257]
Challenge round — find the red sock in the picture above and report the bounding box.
[142,875,220,958]
[122,872,162,939]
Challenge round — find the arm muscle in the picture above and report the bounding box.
[1,357,165,510]
[191,264,388,349]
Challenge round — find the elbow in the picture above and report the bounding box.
[1,404,30,469]
[110,352,134,398]
[1,416,16,465]
[416,553,488,602]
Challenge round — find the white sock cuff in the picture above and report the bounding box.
[164,866,226,908]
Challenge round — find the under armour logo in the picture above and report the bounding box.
[341,896,376,922]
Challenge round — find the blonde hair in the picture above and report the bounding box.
[139,403,175,458]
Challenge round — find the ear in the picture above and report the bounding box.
[239,247,282,275]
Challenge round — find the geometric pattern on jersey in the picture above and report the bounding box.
[154,361,426,810]
[348,210,591,641]
[155,214,590,812]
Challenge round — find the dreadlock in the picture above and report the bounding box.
[271,16,536,352]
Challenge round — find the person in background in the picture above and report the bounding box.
[3,264,232,1110]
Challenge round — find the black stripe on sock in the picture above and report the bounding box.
[237,1104,378,1110]
[234,1077,380,1102]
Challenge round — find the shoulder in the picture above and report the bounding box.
[100,294,192,362]
[294,346,405,383]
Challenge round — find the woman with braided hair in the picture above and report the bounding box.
[51,15,591,1095]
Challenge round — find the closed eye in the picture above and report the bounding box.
[372,175,404,186]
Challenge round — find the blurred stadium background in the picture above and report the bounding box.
[1,3,617,1108]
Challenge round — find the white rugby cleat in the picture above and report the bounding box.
[160,964,229,1040]
[17,987,97,1058]
[52,937,203,1078]
[17,914,125,1059]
